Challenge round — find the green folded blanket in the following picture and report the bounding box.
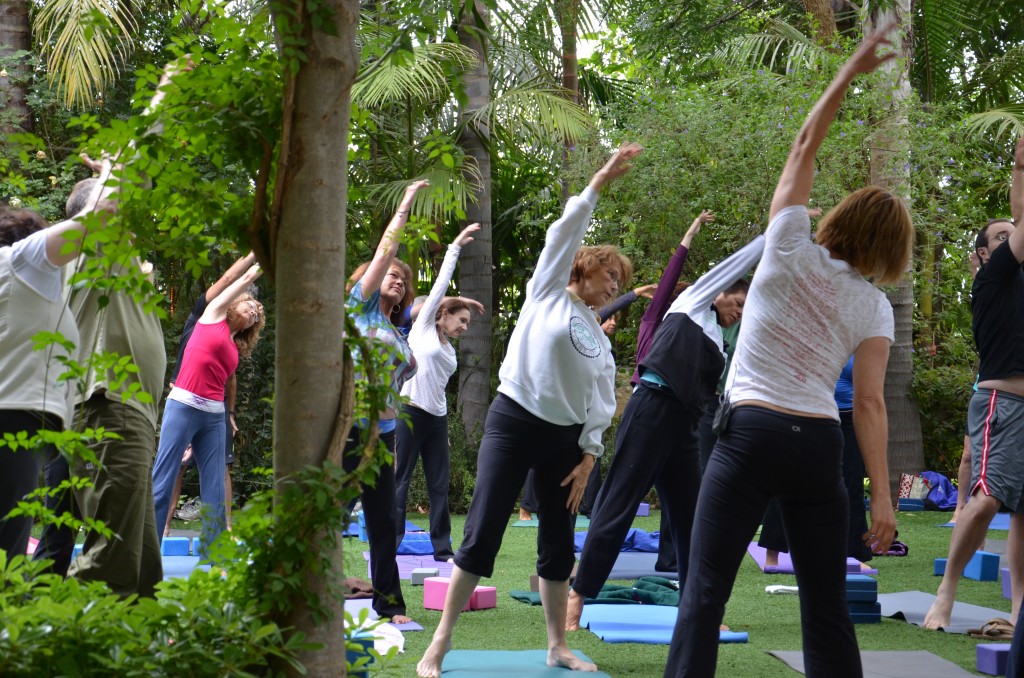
[510,576,679,607]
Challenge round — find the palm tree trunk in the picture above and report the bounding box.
[556,0,579,204]
[456,1,493,443]
[867,0,925,498]
[270,0,359,673]
[0,0,33,133]
[802,0,838,46]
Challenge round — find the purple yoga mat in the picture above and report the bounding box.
[344,596,424,631]
[362,551,455,580]
[747,543,878,575]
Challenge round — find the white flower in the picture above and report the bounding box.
[0,69,7,78]
[36,150,46,160]
[9,197,23,207]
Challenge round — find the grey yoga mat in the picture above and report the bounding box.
[769,650,975,677]
[877,590,1011,634]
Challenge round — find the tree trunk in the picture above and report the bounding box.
[867,1,925,498]
[556,0,578,204]
[0,0,33,133]
[802,0,838,46]
[270,0,359,673]
[456,0,493,443]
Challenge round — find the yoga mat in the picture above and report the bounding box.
[161,555,209,580]
[512,516,590,528]
[577,551,667,580]
[746,543,878,575]
[362,551,455,580]
[939,512,1011,530]
[769,650,975,677]
[877,590,1011,634]
[575,528,660,554]
[344,597,424,632]
[440,650,610,677]
[579,604,747,645]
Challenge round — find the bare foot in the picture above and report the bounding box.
[720,624,730,631]
[923,591,954,630]
[519,508,533,521]
[765,550,779,568]
[417,638,452,678]
[859,562,874,573]
[391,614,413,625]
[565,589,585,631]
[548,645,597,672]
[950,509,960,525]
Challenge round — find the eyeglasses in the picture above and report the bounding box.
[992,232,1010,243]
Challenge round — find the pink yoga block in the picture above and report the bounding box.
[471,586,497,610]
[636,502,650,517]
[977,643,1010,676]
[423,577,471,612]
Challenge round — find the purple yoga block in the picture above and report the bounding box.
[636,502,650,517]
[1003,568,1012,600]
[977,643,1010,676]
[965,551,1000,582]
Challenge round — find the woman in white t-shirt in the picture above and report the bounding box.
[394,223,480,562]
[665,25,913,678]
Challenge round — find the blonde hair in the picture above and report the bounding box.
[815,186,913,286]
[569,245,633,289]
[347,260,415,327]
[226,293,265,357]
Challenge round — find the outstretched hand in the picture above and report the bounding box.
[864,501,897,556]
[590,142,643,192]
[845,22,899,75]
[398,180,431,213]
[634,284,657,299]
[454,223,480,247]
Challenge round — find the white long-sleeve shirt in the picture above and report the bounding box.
[401,244,462,416]
[497,187,616,458]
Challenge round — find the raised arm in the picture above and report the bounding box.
[682,210,714,249]
[1012,136,1024,227]
[202,263,262,322]
[205,251,258,303]
[45,157,118,266]
[770,24,898,220]
[413,223,480,331]
[358,180,429,301]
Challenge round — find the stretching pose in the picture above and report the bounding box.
[394,223,481,562]
[344,180,428,625]
[666,25,910,677]
[927,135,1024,632]
[566,215,760,631]
[416,144,639,677]
[152,263,264,556]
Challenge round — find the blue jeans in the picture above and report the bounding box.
[152,399,226,557]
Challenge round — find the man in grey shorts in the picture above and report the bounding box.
[925,136,1024,630]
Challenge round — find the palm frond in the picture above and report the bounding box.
[913,0,977,102]
[700,18,830,75]
[465,80,593,145]
[963,106,1024,142]
[353,43,478,108]
[34,0,139,109]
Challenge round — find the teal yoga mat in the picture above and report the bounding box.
[440,650,610,676]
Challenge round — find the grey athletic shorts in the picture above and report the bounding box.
[969,388,1024,513]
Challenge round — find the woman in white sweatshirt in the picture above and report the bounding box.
[416,143,640,678]
[394,223,480,562]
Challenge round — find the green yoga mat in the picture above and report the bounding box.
[512,516,590,528]
[441,650,610,676]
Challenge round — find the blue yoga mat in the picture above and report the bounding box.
[440,650,610,676]
[580,603,747,645]
[939,512,1010,530]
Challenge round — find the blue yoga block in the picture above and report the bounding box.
[636,502,650,517]
[965,551,1000,582]
[192,537,204,556]
[72,543,83,558]
[846,589,878,603]
[898,498,925,511]
[848,601,881,614]
[845,574,878,592]
[977,643,1010,676]
[850,610,881,624]
[1003,567,1012,600]
[346,631,374,677]
[934,557,946,576]
[161,537,190,556]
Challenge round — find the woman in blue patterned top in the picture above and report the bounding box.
[344,179,428,624]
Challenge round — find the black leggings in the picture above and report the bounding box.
[394,405,453,560]
[666,406,859,678]
[0,410,59,557]
[455,394,583,580]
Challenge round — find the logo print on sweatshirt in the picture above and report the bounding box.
[569,316,602,359]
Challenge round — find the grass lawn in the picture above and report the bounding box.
[350,510,1009,677]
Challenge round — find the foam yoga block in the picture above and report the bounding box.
[471,586,497,610]
[423,578,496,612]
[161,537,190,556]
[898,498,925,511]
[346,630,374,678]
[965,551,1000,582]
[977,643,1010,676]
[411,568,439,586]
[935,558,947,576]
[1002,568,1012,600]
[636,502,651,517]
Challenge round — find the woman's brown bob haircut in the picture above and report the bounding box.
[569,245,633,290]
[347,260,416,327]
[226,293,266,357]
[815,186,913,286]
[436,297,473,323]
